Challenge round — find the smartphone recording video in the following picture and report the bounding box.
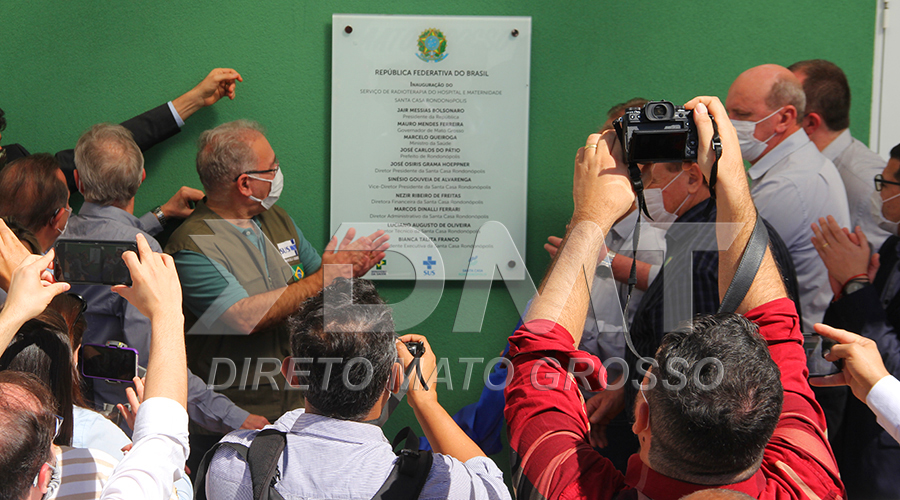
[80,343,139,383]
[54,239,137,286]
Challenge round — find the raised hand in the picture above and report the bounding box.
[111,233,182,321]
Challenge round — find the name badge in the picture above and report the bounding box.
[277,239,299,263]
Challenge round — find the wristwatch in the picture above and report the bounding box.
[151,205,167,227]
[842,280,868,296]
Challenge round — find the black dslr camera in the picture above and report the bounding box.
[404,341,425,358]
[614,100,710,164]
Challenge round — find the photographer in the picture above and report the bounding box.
[204,277,510,499]
[504,97,843,499]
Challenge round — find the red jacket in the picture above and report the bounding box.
[505,298,845,500]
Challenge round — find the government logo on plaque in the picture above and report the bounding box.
[417,28,447,62]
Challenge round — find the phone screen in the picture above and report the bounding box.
[80,344,139,383]
[54,239,137,286]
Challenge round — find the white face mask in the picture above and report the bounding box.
[248,168,284,210]
[870,189,900,236]
[731,107,784,162]
[55,206,72,237]
[643,170,692,231]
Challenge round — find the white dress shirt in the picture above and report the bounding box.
[748,129,850,331]
[100,397,190,500]
[866,375,900,445]
[822,129,891,251]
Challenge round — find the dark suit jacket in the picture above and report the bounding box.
[824,235,900,500]
[1,103,180,192]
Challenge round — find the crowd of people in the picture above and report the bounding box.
[1,58,899,500]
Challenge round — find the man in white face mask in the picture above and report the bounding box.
[599,159,803,466]
[726,64,850,333]
[165,120,390,435]
[811,143,900,499]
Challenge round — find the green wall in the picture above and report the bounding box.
[0,0,877,478]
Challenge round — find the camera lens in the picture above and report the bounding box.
[651,104,667,119]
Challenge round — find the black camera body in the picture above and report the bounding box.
[404,341,425,358]
[614,100,709,164]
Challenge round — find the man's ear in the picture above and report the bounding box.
[50,206,66,229]
[390,362,402,394]
[686,163,705,193]
[775,105,798,134]
[632,392,651,436]
[35,461,53,495]
[281,357,299,387]
[235,174,254,197]
[141,168,146,183]
[802,112,823,136]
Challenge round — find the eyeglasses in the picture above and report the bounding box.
[233,161,280,182]
[875,174,900,192]
[52,206,72,223]
[52,414,63,440]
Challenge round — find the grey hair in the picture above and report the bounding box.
[196,120,266,194]
[74,124,144,206]
[766,77,806,124]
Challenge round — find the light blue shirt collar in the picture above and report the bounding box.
[821,128,853,163]
[747,129,811,181]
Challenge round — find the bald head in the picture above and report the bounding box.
[727,64,805,123]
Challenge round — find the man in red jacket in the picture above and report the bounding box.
[504,96,845,499]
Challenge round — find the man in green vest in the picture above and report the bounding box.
[165,120,388,423]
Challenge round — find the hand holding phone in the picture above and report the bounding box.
[80,342,139,383]
[54,239,137,286]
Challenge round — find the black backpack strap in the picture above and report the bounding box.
[718,212,769,313]
[194,441,249,500]
[371,427,434,500]
[247,429,288,500]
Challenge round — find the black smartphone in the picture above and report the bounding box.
[54,239,137,286]
[803,334,842,378]
[80,343,139,383]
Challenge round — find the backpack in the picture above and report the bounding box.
[193,426,433,500]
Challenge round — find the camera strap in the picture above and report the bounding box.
[617,118,753,364]
[703,119,723,218]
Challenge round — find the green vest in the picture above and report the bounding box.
[166,200,305,421]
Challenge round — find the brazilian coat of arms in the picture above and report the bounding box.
[417,28,447,62]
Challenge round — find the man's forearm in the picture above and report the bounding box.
[714,169,785,314]
[412,399,486,462]
[611,255,653,291]
[221,269,326,334]
[527,217,613,345]
[142,309,188,408]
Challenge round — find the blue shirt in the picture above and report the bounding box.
[749,129,851,331]
[206,409,511,500]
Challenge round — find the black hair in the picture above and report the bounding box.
[0,310,84,446]
[288,278,396,421]
[890,143,900,162]
[0,153,69,236]
[788,59,851,131]
[648,313,783,483]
